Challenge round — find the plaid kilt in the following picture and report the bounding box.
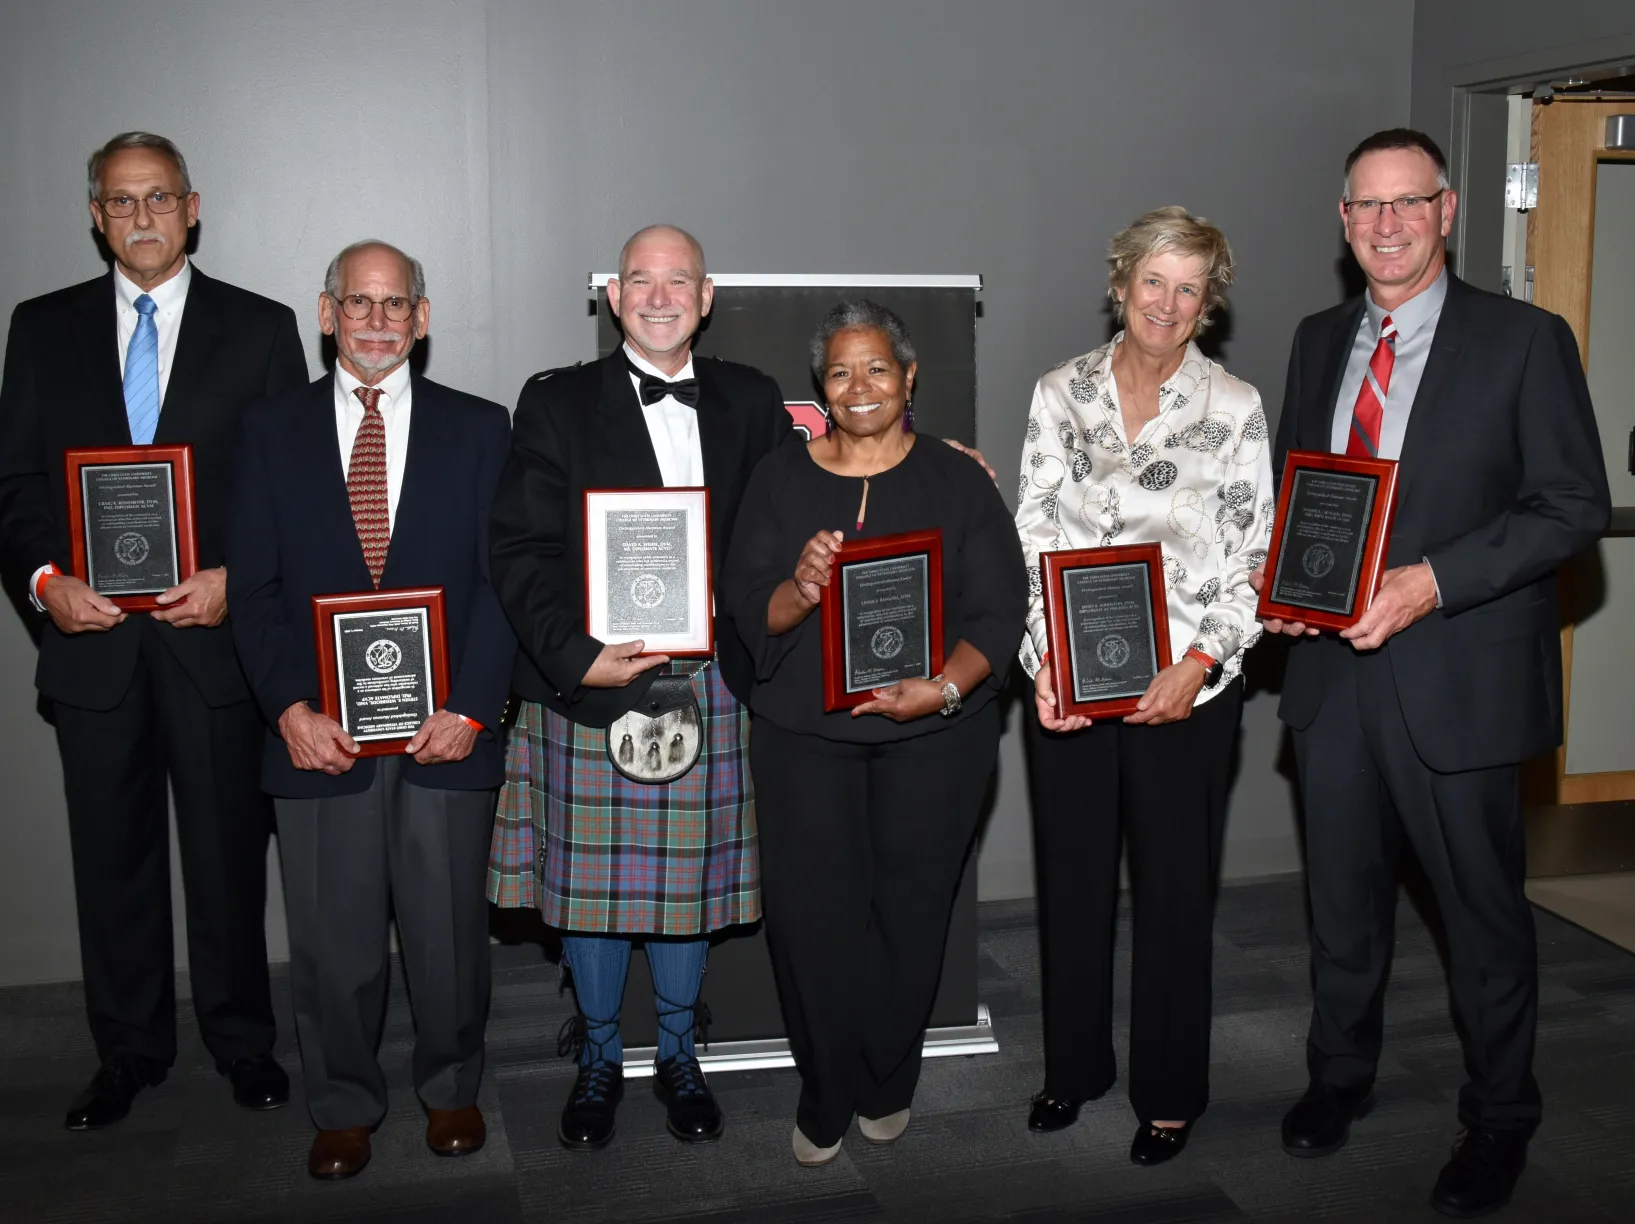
[487,661,760,935]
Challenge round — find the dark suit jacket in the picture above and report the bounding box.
[1274,273,1610,772]
[227,373,517,798]
[0,267,307,709]
[490,351,794,727]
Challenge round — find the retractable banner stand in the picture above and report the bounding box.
[589,273,995,1075]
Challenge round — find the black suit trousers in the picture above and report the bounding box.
[1026,682,1241,1123]
[52,618,275,1068]
[751,705,997,1148]
[1293,647,1540,1131]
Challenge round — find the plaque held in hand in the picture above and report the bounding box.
[583,487,714,657]
[1040,542,1171,720]
[820,528,945,711]
[312,587,450,757]
[64,444,198,611]
[1257,450,1399,631]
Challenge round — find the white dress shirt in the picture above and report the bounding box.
[1329,267,1448,459]
[625,344,705,488]
[1014,335,1275,704]
[115,257,192,403]
[334,361,413,531]
[31,260,194,608]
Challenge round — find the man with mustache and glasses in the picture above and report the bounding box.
[1255,128,1609,1217]
[226,240,515,1180]
[0,131,306,1131]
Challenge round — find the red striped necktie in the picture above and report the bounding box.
[1346,314,1396,458]
[347,386,390,586]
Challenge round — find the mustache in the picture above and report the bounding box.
[124,229,162,247]
[349,329,404,343]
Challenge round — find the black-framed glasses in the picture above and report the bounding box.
[97,190,186,218]
[1343,189,1447,222]
[330,293,418,322]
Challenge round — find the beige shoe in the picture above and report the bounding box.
[792,1123,842,1166]
[859,1108,910,1145]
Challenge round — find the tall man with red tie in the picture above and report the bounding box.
[0,132,305,1129]
[1256,129,1609,1217]
[227,241,515,1179]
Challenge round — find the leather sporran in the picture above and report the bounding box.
[606,672,702,783]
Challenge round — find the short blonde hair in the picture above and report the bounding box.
[1106,206,1235,333]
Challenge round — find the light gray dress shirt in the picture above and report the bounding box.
[1329,267,1448,459]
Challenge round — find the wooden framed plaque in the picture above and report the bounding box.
[1257,450,1399,632]
[584,487,714,657]
[1041,542,1171,720]
[821,528,945,712]
[312,587,450,757]
[64,444,198,612]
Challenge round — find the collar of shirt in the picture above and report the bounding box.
[1365,265,1448,344]
[336,359,412,417]
[624,343,696,388]
[1096,332,1210,422]
[115,256,192,316]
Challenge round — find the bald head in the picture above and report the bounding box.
[618,224,706,280]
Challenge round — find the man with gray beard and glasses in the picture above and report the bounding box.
[0,131,306,1132]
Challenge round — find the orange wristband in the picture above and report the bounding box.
[34,563,63,601]
[1183,648,1217,672]
[455,713,484,732]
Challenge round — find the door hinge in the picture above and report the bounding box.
[1506,162,1539,211]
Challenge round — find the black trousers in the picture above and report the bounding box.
[1026,681,1241,1123]
[752,704,998,1147]
[51,619,275,1069]
[275,758,496,1129]
[1294,650,1540,1131]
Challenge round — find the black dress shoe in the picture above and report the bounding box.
[64,1056,164,1131]
[1281,1082,1375,1157]
[653,1053,723,1142]
[559,1061,624,1150]
[1028,1093,1086,1133]
[220,1053,290,1110]
[1431,1127,1529,1218]
[1130,1120,1195,1166]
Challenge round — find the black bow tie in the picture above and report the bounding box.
[636,371,700,408]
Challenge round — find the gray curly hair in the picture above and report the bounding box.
[808,299,917,381]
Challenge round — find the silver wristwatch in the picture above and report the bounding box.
[934,674,963,717]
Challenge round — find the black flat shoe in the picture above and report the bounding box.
[1027,1093,1085,1133]
[64,1056,164,1131]
[1131,1120,1194,1166]
[559,1061,624,1150]
[653,1053,723,1142]
[1281,1082,1375,1157]
[1430,1126,1529,1218]
[220,1053,290,1111]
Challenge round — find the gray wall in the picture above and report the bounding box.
[0,0,1414,986]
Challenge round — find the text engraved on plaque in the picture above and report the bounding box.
[841,554,931,693]
[1063,562,1159,703]
[333,608,435,740]
[1269,469,1377,615]
[80,462,180,595]
[605,508,691,636]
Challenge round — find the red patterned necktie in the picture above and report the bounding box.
[347,386,390,586]
[1346,314,1396,458]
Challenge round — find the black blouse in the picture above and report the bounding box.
[720,435,1028,743]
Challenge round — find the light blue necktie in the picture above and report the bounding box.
[124,293,160,445]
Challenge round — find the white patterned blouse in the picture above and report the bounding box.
[1015,334,1274,705]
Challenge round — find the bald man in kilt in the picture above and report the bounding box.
[487,225,792,1148]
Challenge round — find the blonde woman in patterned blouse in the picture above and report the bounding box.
[1015,206,1273,1166]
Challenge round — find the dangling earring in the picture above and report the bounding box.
[902,395,915,434]
[824,410,834,437]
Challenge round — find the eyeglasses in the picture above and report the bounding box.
[97,191,186,218]
[330,293,418,322]
[1343,189,1447,222]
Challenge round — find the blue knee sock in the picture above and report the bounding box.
[562,935,631,1067]
[647,938,709,1062]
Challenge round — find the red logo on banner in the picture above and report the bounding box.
[785,401,828,441]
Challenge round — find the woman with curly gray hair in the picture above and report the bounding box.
[1015,206,1273,1164]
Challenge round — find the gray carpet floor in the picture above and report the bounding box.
[2,877,1633,1223]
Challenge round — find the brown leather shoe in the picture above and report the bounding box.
[426,1105,486,1157]
[308,1127,372,1179]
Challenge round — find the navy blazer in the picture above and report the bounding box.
[1274,274,1610,772]
[0,268,307,709]
[227,372,516,798]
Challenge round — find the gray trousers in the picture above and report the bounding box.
[275,757,496,1129]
